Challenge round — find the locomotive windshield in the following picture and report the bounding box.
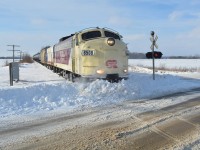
[81,30,121,41]
[104,31,120,40]
[82,31,101,40]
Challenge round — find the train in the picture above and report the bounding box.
[33,27,129,82]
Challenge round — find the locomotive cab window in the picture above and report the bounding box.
[82,31,101,40]
[104,31,120,40]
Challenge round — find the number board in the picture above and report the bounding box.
[82,50,95,56]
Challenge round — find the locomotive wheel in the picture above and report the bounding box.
[69,73,74,82]
[62,71,68,79]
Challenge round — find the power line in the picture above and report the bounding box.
[7,45,20,62]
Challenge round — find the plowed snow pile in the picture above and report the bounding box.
[0,61,200,119]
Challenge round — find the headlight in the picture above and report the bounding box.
[107,38,115,46]
[123,69,128,73]
[97,69,104,74]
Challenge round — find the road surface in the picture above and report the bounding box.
[1,88,200,150]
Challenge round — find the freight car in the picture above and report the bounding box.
[34,27,129,82]
[33,52,41,62]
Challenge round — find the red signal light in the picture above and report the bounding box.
[146,51,163,59]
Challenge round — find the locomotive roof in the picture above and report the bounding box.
[79,27,120,34]
[58,27,122,43]
[78,27,122,39]
[41,46,50,51]
[59,34,75,42]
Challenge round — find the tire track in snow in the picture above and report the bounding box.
[1,89,200,150]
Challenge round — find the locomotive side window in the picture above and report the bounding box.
[82,31,101,40]
[104,31,120,40]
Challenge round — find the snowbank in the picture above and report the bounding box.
[0,61,200,119]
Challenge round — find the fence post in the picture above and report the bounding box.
[9,63,13,86]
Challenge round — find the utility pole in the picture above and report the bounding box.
[7,45,20,62]
[18,51,23,62]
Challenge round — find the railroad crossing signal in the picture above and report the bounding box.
[146,51,163,59]
[149,31,159,80]
[150,35,158,50]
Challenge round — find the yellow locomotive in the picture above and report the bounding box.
[35,27,128,82]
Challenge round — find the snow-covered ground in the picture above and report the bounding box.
[0,59,200,119]
[129,59,200,69]
[0,59,20,67]
[1,59,200,149]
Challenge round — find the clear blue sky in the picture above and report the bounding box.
[1,0,200,57]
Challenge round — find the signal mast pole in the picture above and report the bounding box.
[150,31,158,80]
[152,32,155,80]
